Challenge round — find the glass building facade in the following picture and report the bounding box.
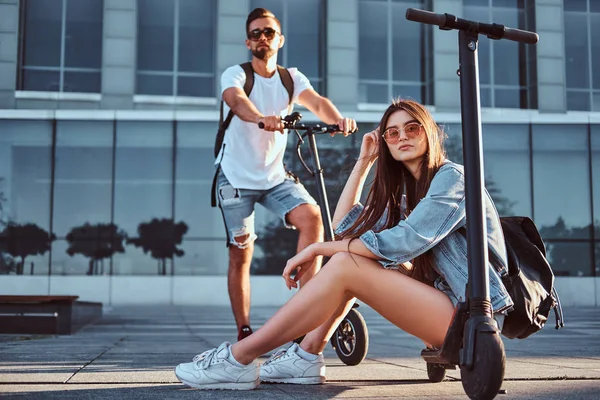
[0,0,598,281]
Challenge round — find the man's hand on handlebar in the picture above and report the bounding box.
[257,115,285,133]
[334,117,358,137]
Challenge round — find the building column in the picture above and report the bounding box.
[216,0,250,103]
[535,0,566,113]
[101,0,137,109]
[326,0,359,112]
[432,0,462,112]
[0,0,19,109]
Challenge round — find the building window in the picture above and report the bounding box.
[564,1,600,111]
[249,0,325,94]
[358,0,433,105]
[136,0,216,97]
[17,0,103,93]
[463,0,537,109]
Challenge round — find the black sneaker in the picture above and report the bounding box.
[238,325,253,341]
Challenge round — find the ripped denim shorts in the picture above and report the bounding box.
[216,168,317,248]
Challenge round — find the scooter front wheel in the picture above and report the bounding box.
[460,330,505,400]
[331,308,368,366]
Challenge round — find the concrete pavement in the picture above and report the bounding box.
[1,305,599,399]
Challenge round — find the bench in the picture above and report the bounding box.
[0,295,103,335]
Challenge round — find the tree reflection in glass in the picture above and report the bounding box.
[65,223,127,275]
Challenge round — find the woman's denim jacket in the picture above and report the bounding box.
[334,161,514,313]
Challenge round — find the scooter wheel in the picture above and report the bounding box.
[427,363,447,382]
[460,330,505,400]
[331,308,368,366]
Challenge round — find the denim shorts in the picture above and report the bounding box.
[216,168,317,248]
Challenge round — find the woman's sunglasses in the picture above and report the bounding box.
[247,27,280,41]
[382,122,423,144]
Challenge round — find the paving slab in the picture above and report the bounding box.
[0,305,598,399]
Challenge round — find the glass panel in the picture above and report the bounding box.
[177,76,214,97]
[113,121,173,275]
[594,92,600,112]
[392,84,422,103]
[493,9,521,86]
[63,71,101,93]
[359,1,387,80]
[564,13,590,89]
[541,241,592,277]
[175,240,228,275]
[592,2,600,13]
[23,0,62,67]
[21,70,61,92]
[286,0,321,80]
[592,13,600,89]
[64,0,103,68]
[54,121,113,238]
[492,0,519,7]
[175,122,226,239]
[596,243,600,276]
[533,125,591,239]
[178,0,215,74]
[359,83,388,103]
[441,122,463,164]
[480,87,492,108]
[566,91,591,111]
[463,5,491,85]
[0,120,53,275]
[137,0,175,71]
[592,126,600,232]
[494,88,520,108]
[136,74,173,96]
[563,0,587,12]
[482,124,531,217]
[391,1,424,82]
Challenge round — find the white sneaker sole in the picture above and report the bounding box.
[175,369,259,390]
[261,376,326,385]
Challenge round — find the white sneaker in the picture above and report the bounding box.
[260,343,326,384]
[174,341,259,390]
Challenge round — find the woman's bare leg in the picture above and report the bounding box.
[231,252,454,364]
[299,294,356,354]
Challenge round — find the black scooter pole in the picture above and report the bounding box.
[306,130,335,242]
[457,29,494,369]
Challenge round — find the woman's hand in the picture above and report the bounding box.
[360,126,380,163]
[282,244,319,290]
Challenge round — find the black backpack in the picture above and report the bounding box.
[210,62,294,207]
[493,216,565,339]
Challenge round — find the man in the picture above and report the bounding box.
[216,7,356,343]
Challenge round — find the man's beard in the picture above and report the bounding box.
[252,46,276,60]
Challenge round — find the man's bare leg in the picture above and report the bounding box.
[228,235,254,333]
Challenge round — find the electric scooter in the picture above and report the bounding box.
[405,8,539,400]
[259,114,369,366]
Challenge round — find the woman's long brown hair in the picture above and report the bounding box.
[337,98,448,283]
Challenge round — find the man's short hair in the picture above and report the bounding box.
[246,7,282,34]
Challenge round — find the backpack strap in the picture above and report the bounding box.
[277,65,294,105]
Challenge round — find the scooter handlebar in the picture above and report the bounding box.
[405,8,445,26]
[258,119,355,135]
[405,7,538,44]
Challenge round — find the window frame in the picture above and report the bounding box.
[17,0,103,94]
[463,0,536,109]
[135,0,217,98]
[564,0,600,111]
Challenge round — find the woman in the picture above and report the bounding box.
[174,98,513,390]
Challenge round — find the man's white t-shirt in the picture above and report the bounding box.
[216,64,313,190]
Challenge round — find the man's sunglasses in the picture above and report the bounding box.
[382,123,423,144]
[247,27,280,41]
